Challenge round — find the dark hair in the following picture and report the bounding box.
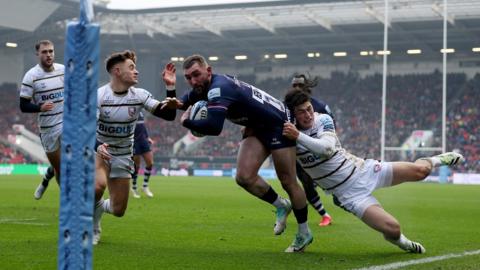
[183,54,208,70]
[35,40,53,51]
[284,88,311,112]
[105,50,136,73]
[291,73,319,94]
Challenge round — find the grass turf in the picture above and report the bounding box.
[0,175,479,270]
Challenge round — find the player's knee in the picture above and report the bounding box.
[95,181,106,192]
[235,171,255,187]
[112,206,127,217]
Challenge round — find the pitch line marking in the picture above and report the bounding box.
[0,218,49,226]
[353,249,480,270]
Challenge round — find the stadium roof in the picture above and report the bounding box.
[1,0,480,64]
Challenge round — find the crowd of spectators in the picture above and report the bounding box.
[0,71,478,172]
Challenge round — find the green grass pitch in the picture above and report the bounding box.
[0,175,479,270]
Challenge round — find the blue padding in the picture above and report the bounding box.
[58,19,99,270]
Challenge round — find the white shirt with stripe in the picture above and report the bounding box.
[96,83,160,156]
[296,113,365,193]
[19,63,64,134]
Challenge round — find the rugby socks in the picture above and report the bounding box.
[308,195,328,216]
[101,199,113,214]
[387,233,424,253]
[42,166,55,187]
[422,157,440,168]
[292,206,309,234]
[131,167,138,190]
[143,166,152,188]
[260,186,280,205]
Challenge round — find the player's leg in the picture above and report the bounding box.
[297,163,331,226]
[93,157,108,245]
[46,147,62,184]
[131,155,141,198]
[34,134,61,199]
[235,136,292,234]
[104,177,130,217]
[271,146,312,252]
[141,150,154,198]
[100,155,134,217]
[362,205,425,253]
[391,152,464,186]
[34,165,54,200]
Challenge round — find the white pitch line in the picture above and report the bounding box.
[354,249,480,270]
[0,218,37,222]
[0,218,49,226]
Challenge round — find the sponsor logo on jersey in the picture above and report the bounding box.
[374,163,381,173]
[41,91,63,101]
[98,123,134,134]
[299,154,322,165]
[128,107,137,117]
[207,88,221,100]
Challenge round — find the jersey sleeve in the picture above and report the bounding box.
[316,113,335,134]
[20,71,34,99]
[140,89,161,113]
[296,113,337,157]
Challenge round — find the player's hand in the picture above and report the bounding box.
[180,106,192,125]
[96,143,112,161]
[283,122,299,140]
[162,62,176,87]
[148,138,154,145]
[160,97,183,110]
[40,102,54,112]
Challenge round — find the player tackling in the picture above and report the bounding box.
[283,89,464,253]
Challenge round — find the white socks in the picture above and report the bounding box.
[298,222,310,235]
[273,197,288,208]
[97,198,112,214]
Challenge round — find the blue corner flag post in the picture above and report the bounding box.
[58,0,99,269]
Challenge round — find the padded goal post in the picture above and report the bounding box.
[58,1,99,269]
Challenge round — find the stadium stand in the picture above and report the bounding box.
[1,72,478,172]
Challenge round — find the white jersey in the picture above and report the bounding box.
[19,63,65,134]
[96,84,160,156]
[296,113,365,193]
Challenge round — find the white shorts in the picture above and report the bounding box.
[332,159,393,218]
[102,155,134,179]
[40,127,62,153]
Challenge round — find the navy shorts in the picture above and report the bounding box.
[253,126,296,150]
[133,136,151,155]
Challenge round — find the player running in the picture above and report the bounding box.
[93,50,179,245]
[131,111,155,198]
[162,55,312,253]
[19,40,63,199]
[283,89,464,253]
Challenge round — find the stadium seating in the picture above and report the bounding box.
[1,72,479,172]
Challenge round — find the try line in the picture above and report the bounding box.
[353,249,480,270]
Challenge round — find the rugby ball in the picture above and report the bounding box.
[189,100,208,137]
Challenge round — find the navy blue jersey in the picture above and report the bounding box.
[311,97,334,120]
[134,112,149,142]
[182,74,290,133]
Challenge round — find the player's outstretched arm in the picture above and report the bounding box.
[283,122,336,158]
[151,98,182,120]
